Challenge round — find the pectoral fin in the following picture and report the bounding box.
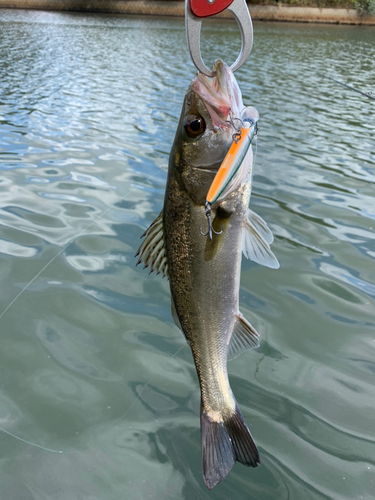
[247,208,274,244]
[228,313,260,360]
[135,212,168,278]
[242,209,279,269]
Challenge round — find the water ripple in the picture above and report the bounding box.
[0,10,374,500]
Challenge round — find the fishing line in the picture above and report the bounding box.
[253,131,258,166]
[0,247,68,321]
[318,73,375,101]
[0,426,63,453]
[0,165,167,453]
[0,342,186,454]
[0,168,166,321]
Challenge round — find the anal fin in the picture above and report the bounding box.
[228,313,260,360]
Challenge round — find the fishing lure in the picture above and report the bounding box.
[202,112,258,240]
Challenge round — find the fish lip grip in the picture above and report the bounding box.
[189,0,234,17]
[186,0,253,77]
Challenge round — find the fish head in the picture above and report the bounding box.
[170,60,246,205]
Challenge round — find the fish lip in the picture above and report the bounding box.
[191,60,242,128]
[212,59,230,91]
[190,61,245,131]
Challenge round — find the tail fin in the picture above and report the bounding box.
[201,403,260,490]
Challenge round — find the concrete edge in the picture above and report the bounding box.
[0,1,374,25]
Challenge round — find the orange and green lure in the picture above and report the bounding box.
[202,116,258,240]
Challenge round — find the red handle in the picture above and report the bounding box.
[188,0,234,18]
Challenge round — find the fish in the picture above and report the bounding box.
[136,60,279,489]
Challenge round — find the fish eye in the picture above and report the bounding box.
[184,114,206,139]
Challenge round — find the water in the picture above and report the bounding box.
[0,9,374,499]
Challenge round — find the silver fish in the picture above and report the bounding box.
[136,60,278,489]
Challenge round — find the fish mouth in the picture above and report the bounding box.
[192,60,244,129]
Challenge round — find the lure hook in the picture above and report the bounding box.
[200,201,224,240]
[223,113,245,143]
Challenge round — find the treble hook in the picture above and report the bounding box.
[223,113,245,143]
[200,201,224,240]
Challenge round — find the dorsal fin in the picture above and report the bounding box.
[135,212,168,278]
[242,209,279,269]
[228,313,260,360]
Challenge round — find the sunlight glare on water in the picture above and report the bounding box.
[0,9,374,500]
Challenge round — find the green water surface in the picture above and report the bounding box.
[0,9,374,500]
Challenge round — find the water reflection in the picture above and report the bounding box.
[0,9,374,500]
